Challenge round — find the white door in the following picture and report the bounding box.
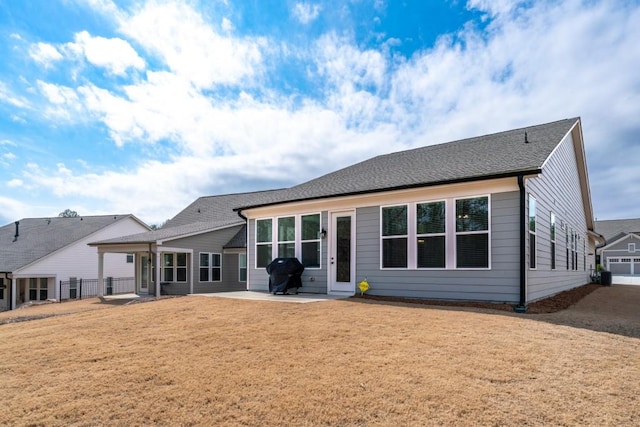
[329,211,356,294]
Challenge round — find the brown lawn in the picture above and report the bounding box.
[1,293,639,426]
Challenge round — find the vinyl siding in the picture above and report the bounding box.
[526,131,591,301]
[14,217,147,300]
[354,191,521,302]
[163,225,247,293]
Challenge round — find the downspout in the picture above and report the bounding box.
[236,209,249,291]
[514,174,528,313]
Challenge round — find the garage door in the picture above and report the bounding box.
[608,258,633,275]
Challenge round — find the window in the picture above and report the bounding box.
[381,205,408,268]
[380,196,490,270]
[278,216,296,258]
[0,278,4,300]
[630,243,636,253]
[416,201,446,268]
[456,196,489,268]
[239,253,247,282]
[126,253,134,263]
[29,278,48,301]
[550,213,556,270]
[566,228,570,270]
[199,253,221,282]
[528,195,536,269]
[301,214,321,268]
[570,229,576,271]
[163,253,188,282]
[256,219,273,268]
[256,215,322,269]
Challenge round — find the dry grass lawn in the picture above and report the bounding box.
[1,293,639,426]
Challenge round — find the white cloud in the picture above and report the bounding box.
[0,194,32,223]
[3,152,17,161]
[0,82,30,108]
[221,17,233,32]
[292,2,322,24]
[7,178,23,187]
[37,81,84,120]
[29,42,64,66]
[119,1,263,89]
[10,0,640,223]
[67,31,145,76]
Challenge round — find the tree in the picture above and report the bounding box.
[58,209,79,218]
[149,220,168,230]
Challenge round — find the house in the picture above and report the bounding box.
[595,218,640,284]
[0,215,150,311]
[236,117,602,309]
[89,190,283,297]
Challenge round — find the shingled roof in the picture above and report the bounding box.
[0,215,138,272]
[595,219,640,243]
[236,118,580,210]
[91,189,283,246]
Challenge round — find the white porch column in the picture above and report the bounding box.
[155,250,161,298]
[97,251,104,297]
[11,277,16,310]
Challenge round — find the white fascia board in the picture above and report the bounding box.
[600,233,640,251]
[242,177,519,219]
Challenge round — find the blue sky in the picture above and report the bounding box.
[0,0,639,226]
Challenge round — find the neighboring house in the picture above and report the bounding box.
[595,218,640,284]
[0,215,150,311]
[89,190,283,297]
[236,117,602,309]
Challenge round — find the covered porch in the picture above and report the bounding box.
[91,241,196,298]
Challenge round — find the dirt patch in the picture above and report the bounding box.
[353,283,602,314]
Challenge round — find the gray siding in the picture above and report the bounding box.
[526,132,591,301]
[354,192,521,302]
[162,225,247,294]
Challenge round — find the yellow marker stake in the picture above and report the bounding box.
[358,278,369,295]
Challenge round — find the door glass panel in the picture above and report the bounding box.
[336,216,351,283]
[141,256,149,289]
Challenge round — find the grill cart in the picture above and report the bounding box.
[266,257,305,295]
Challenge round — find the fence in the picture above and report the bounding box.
[59,277,135,301]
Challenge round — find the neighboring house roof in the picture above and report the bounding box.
[91,190,283,246]
[595,218,640,244]
[0,215,146,273]
[235,118,580,211]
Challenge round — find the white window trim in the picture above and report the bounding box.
[379,195,491,270]
[255,218,274,269]
[162,252,188,283]
[239,253,247,282]
[277,215,296,258]
[629,243,636,253]
[300,213,322,269]
[199,252,222,283]
[454,195,491,270]
[528,195,537,270]
[380,204,409,270]
[415,199,447,270]
[256,214,322,270]
[550,212,556,270]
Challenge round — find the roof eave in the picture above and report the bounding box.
[235,169,542,212]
